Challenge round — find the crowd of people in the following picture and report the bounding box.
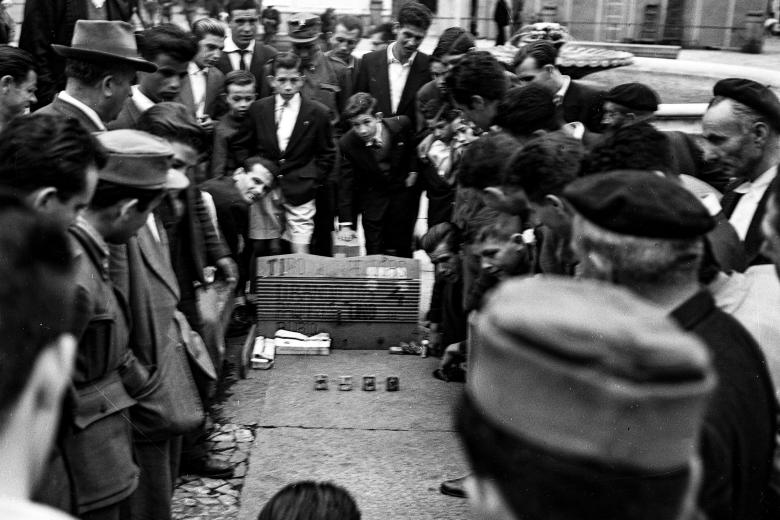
[2,0,780,519]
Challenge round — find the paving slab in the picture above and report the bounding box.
[234,351,471,520]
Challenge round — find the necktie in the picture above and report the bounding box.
[276,100,288,127]
[238,50,248,71]
[721,189,745,217]
[366,138,382,149]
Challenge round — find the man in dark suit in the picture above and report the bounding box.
[338,93,417,257]
[354,1,433,133]
[178,18,227,127]
[703,78,780,267]
[513,40,604,133]
[231,52,336,254]
[18,0,135,109]
[36,20,157,132]
[109,24,197,130]
[215,0,278,99]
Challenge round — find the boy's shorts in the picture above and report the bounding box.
[281,198,316,245]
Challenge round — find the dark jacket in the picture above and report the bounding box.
[215,40,277,99]
[18,0,134,109]
[199,175,249,259]
[561,80,604,133]
[211,113,243,178]
[107,96,144,130]
[36,95,105,132]
[177,65,226,119]
[337,115,415,222]
[721,173,777,267]
[670,290,777,520]
[229,94,336,206]
[354,47,432,133]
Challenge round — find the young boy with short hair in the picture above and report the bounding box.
[337,92,417,256]
[211,70,257,177]
[230,52,336,253]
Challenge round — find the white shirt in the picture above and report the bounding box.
[131,85,155,114]
[728,166,776,240]
[553,75,572,106]
[275,93,300,153]
[387,42,416,114]
[57,90,107,131]
[146,213,161,243]
[0,496,76,519]
[223,37,253,71]
[187,61,208,118]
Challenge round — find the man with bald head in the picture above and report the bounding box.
[702,78,780,266]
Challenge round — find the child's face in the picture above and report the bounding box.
[226,83,256,118]
[477,236,527,280]
[270,67,304,100]
[349,113,380,143]
[429,241,460,283]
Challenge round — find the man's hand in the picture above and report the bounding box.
[198,115,216,133]
[337,228,357,242]
[215,257,238,284]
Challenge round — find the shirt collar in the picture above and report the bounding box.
[57,90,107,131]
[734,166,776,194]
[74,215,109,259]
[188,61,207,75]
[275,93,301,110]
[553,75,572,105]
[131,85,156,113]
[224,37,253,54]
[387,42,416,67]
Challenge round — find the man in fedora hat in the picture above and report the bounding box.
[36,20,157,132]
[19,0,137,110]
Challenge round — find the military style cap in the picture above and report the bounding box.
[96,130,187,190]
[603,82,660,112]
[713,78,780,131]
[287,13,322,44]
[469,275,715,471]
[563,170,715,239]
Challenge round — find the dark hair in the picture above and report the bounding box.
[368,22,395,42]
[225,70,257,90]
[257,481,361,520]
[397,1,433,31]
[64,58,135,86]
[446,50,508,106]
[458,133,518,189]
[226,0,258,14]
[90,181,165,212]
[583,122,673,176]
[0,45,36,83]
[503,132,585,203]
[269,52,302,75]
[477,213,525,242]
[192,17,226,40]
[432,27,474,60]
[138,24,198,63]
[342,92,377,120]
[494,84,557,137]
[0,193,74,421]
[512,39,559,71]
[136,102,206,152]
[456,393,693,520]
[0,114,107,200]
[421,222,460,255]
[335,15,364,39]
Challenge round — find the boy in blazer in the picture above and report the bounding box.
[230,52,336,253]
[337,92,417,257]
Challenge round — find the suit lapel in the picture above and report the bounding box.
[397,55,428,116]
[179,75,195,113]
[285,98,310,153]
[374,52,392,116]
[744,175,777,260]
[136,218,180,299]
[205,67,223,114]
[261,99,280,155]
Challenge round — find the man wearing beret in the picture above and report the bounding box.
[459,275,715,520]
[567,170,778,520]
[703,77,780,267]
[601,82,707,180]
[64,129,175,520]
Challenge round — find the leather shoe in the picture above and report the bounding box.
[439,474,469,498]
[180,456,234,479]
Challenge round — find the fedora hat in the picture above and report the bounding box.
[52,20,157,72]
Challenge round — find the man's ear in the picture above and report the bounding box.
[483,186,508,209]
[545,194,567,212]
[753,121,770,147]
[118,198,139,219]
[0,74,14,92]
[510,232,525,246]
[469,94,486,111]
[29,187,59,212]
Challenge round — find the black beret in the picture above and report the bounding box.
[713,78,780,130]
[563,170,715,239]
[603,82,660,112]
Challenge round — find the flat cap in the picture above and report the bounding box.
[713,78,780,130]
[96,130,185,190]
[604,82,660,112]
[287,13,321,44]
[469,275,715,471]
[563,170,715,239]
